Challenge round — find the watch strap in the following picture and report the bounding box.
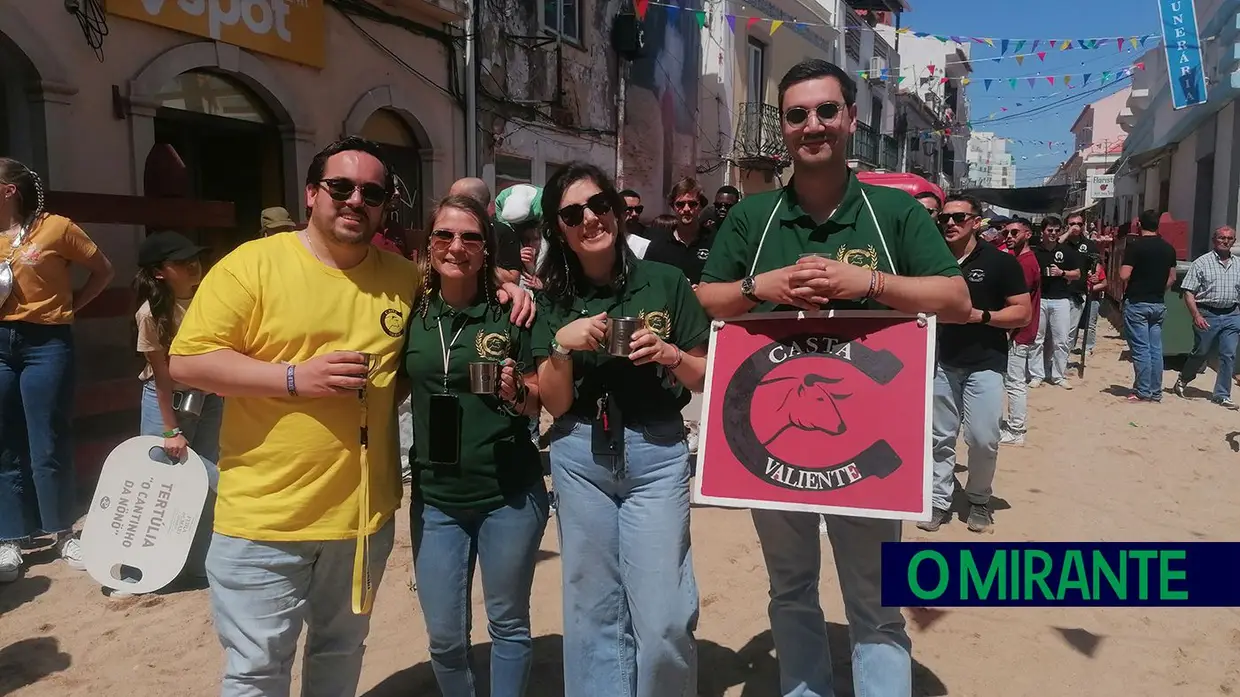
[741,275,760,302]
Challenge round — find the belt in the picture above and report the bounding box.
[1199,304,1238,314]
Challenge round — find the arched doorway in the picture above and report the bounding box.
[360,108,425,227]
[152,70,284,254]
[0,31,45,168]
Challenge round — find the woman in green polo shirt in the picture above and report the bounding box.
[402,194,549,697]
[533,162,711,697]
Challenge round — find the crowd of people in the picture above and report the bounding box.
[0,54,1228,697]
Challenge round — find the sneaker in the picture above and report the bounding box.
[1126,394,1141,403]
[999,430,1025,446]
[1173,379,1186,398]
[1028,379,1043,389]
[1215,397,1238,410]
[1058,380,1073,390]
[967,504,993,533]
[0,542,21,583]
[916,507,952,532]
[57,535,85,571]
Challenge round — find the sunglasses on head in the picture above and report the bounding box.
[429,229,486,252]
[318,178,389,208]
[558,192,613,227]
[784,102,844,126]
[936,212,974,226]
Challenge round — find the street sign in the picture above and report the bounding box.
[1158,0,1209,109]
[1088,174,1115,199]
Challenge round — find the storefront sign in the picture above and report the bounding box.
[1087,174,1115,199]
[107,0,326,68]
[692,312,935,521]
[1157,0,1207,109]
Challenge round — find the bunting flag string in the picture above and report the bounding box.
[635,0,1161,49]
[856,62,1144,87]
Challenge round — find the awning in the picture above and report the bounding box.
[1066,200,1103,216]
[958,184,1071,214]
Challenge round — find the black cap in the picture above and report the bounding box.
[138,231,208,267]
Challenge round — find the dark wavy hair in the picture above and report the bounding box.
[537,162,631,307]
[416,194,499,317]
[133,260,178,351]
[0,157,46,232]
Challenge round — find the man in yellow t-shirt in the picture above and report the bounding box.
[169,137,416,697]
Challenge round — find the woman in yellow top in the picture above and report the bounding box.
[0,158,115,583]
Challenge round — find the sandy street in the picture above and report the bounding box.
[3,323,1240,697]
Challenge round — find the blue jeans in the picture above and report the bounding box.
[0,321,76,542]
[205,519,396,697]
[140,380,223,577]
[1030,298,1072,383]
[751,509,910,697]
[411,484,550,697]
[931,365,1004,510]
[548,416,698,697]
[1123,301,1167,400]
[1178,308,1240,401]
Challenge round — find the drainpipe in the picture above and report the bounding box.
[465,1,479,177]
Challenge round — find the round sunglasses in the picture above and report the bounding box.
[784,102,844,127]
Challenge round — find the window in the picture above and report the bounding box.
[747,39,766,105]
[495,154,533,193]
[544,161,568,184]
[871,97,883,131]
[543,0,581,44]
[155,70,271,124]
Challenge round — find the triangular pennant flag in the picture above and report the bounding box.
[666,5,679,21]
[1047,76,1055,85]
[1027,77,1036,88]
[1130,37,1139,48]
[1031,40,1040,52]
[794,22,807,31]
[1061,40,1071,50]
[635,0,649,19]
[1001,39,1010,54]
[1064,75,1072,85]
[1008,78,1017,89]
[1140,34,1152,46]
[860,71,868,80]
[897,27,910,34]
[1015,55,1025,65]
[1083,73,1092,85]
[971,37,985,44]
[693,10,706,27]
[950,36,963,43]
[769,19,783,34]
[725,14,735,32]
[1102,70,1112,82]
[984,38,995,47]
[898,75,906,84]
[1136,61,1145,70]
[746,16,759,31]
[961,77,971,85]
[928,64,936,75]
[940,76,949,84]
[935,35,948,42]
[1077,40,1089,50]
[1037,51,1046,61]
[880,68,889,80]
[1001,107,1008,112]
[984,79,992,91]
[914,31,929,38]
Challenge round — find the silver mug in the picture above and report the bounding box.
[173,389,207,416]
[606,317,643,357]
[468,361,500,394]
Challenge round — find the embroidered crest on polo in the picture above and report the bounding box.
[835,244,879,270]
[380,308,404,338]
[475,330,510,359]
[967,268,986,283]
[640,309,672,340]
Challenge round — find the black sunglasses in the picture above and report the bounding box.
[558,193,613,227]
[318,178,389,208]
[784,102,844,126]
[625,205,644,215]
[936,212,974,226]
[1002,228,1026,236]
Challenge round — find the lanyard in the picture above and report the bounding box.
[436,310,468,392]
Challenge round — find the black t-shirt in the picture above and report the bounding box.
[1067,237,1100,295]
[643,225,716,285]
[1122,234,1178,303]
[1033,244,1081,300]
[493,218,524,271]
[939,241,1030,372]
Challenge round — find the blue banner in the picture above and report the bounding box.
[881,543,1240,607]
[1158,0,1208,109]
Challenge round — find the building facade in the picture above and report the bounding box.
[966,131,1016,189]
[1046,87,1129,213]
[1,0,469,467]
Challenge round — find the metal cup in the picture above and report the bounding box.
[175,390,207,416]
[469,361,500,394]
[606,317,644,357]
[799,252,828,260]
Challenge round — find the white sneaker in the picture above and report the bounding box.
[999,431,1025,446]
[57,535,86,571]
[1028,379,1043,388]
[1057,380,1073,390]
[0,541,22,583]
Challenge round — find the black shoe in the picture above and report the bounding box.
[917,507,952,532]
[967,503,993,533]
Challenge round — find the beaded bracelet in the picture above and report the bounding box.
[666,345,684,370]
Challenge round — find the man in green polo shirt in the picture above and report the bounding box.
[696,59,970,697]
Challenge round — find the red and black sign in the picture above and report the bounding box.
[694,313,933,520]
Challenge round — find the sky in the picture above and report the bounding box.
[899,0,1163,186]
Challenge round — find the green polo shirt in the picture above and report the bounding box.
[700,172,961,311]
[403,294,543,510]
[532,259,711,422]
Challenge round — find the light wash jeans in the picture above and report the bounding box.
[1178,308,1240,401]
[751,510,910,697]
[1030,297,1072,383]
[411,484,550,697]
[205,519,396,697]
[398,396,413,481]
[548,416,698,697]
[1068,295,1101,353]
[1123,301,1167,400]
[1003,343,1033,436]
[931,365,1004,510]
[139,381,223,578]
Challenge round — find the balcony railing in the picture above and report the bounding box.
[733,102,790,169]
[849,122,879,166]
[880,134,900,170]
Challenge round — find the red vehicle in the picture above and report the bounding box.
[855,171,944,204]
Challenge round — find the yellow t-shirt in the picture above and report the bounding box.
[0,214,99,324]
[169,232,419,541]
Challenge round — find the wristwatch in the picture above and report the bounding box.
[550,338,572,361]
[741,275,760,303]
[980,310,992,325]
